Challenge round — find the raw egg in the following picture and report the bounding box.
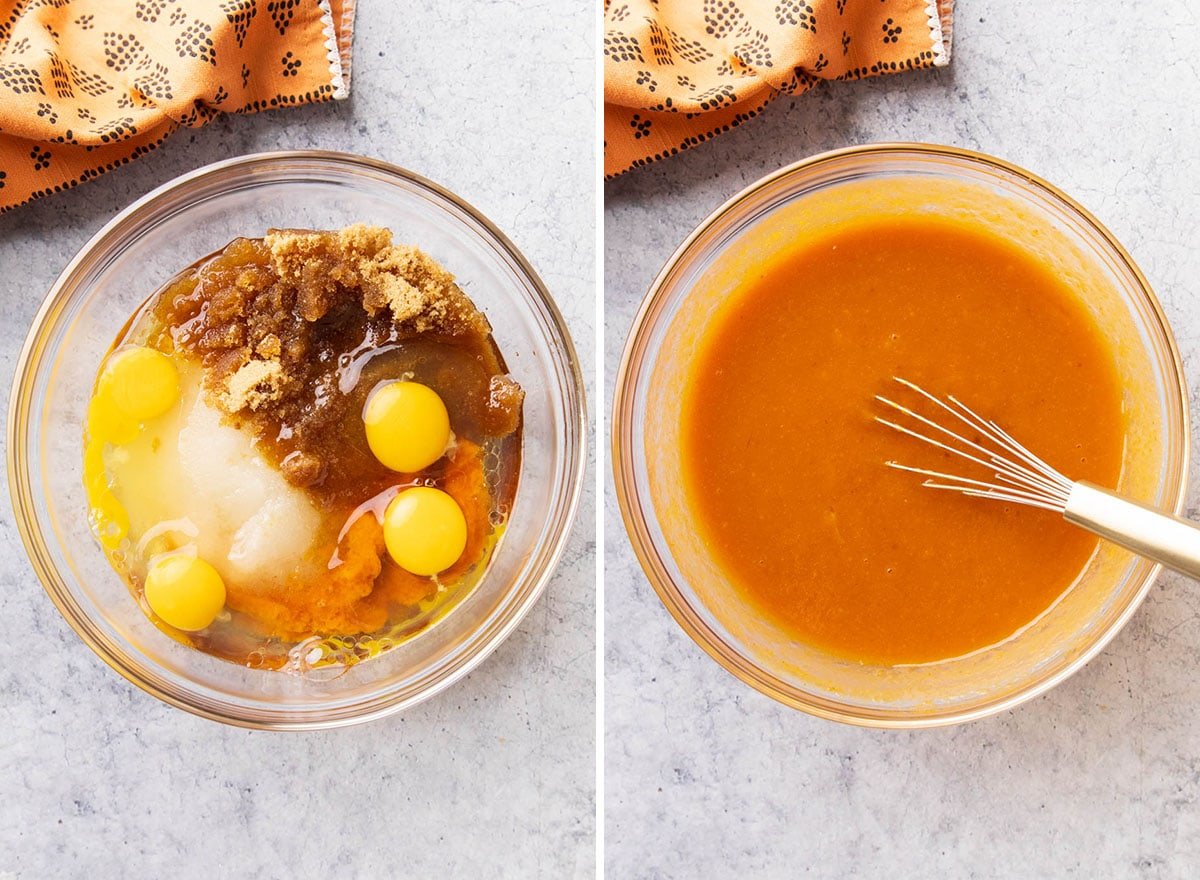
[144,554,226,631]
[99,346,180,423]
[363,381,451,473]
[85,394,138,445]
[383,486,467,576]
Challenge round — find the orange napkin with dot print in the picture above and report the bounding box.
[604,0,953,177]
[0,0,354,212]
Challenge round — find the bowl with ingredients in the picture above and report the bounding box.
[612,144,1188,727]
[9,151,586,729]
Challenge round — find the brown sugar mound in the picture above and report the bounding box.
[154,224,524,503]
[189,223,490,416]
[266,224,491,335]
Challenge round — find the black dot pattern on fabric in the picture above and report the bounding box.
[29,146,51,170]
[222,0,257,47]
[103,32,147,72]
[90,116,138,144]
[134,0,167,23]
[63,57,113,97]
[267,0,300,35]
[175,19,216,65]
[281,51,302,77]
[604,32,645,63]
[132,62,174,102]
[645,20,673,65]
[703,0,745,38]
[775,1,815,31]
[733,28,774,69]
[0,62,45,95]
[666,27,713,63]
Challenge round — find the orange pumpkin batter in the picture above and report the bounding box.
[681,214,1127,665]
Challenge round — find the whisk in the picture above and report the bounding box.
[875,377,1200,579]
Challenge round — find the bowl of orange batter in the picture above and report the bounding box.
[612,144,1188,727]
[9,152,586,728]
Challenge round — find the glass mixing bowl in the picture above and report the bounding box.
[9,151,586,729]
[612,144,1189,727]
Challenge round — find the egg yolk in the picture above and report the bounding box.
[144,554,226,632]
[98,346,179,423]
[363,381,451,473]
[383,486,467,576]
[86,394,138,445]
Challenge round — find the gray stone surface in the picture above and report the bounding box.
[605,3,1200,878]
[0,2,595,878]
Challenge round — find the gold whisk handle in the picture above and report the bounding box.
[1064,482,1200,580]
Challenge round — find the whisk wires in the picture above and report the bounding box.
[874,377,1073,513]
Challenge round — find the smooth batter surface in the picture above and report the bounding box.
[681,214,1127,665]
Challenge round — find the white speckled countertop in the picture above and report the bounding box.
[0,2,594,877]
[605,2,1200,877]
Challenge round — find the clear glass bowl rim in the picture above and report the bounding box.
[611,142,1191,728]
[7,150,588,730]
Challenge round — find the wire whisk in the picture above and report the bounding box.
[875,377,1200,580]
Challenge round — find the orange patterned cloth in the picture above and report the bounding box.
[604,0,953,177]
[0,0,354,212]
